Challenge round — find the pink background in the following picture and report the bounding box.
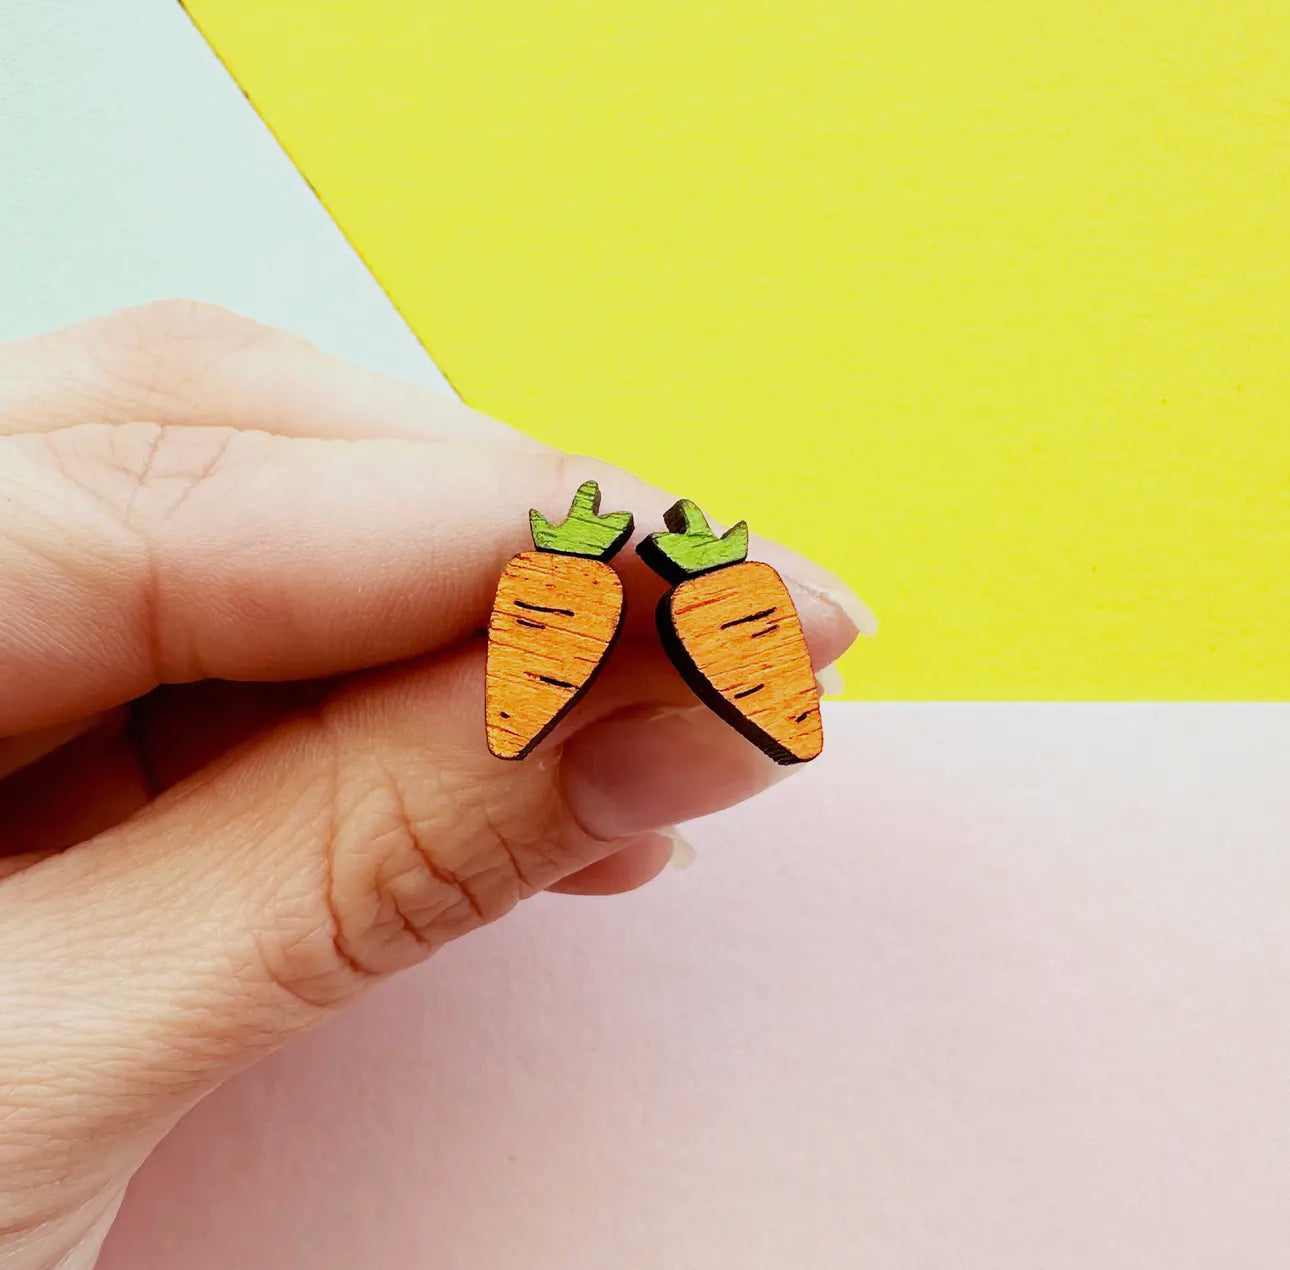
[101,705,1290,1269]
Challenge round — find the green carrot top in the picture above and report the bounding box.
[636,498,750,585]
[530,480,634,560]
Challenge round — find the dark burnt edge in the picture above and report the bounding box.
[654,591,809,767]
[492,591,629,762]
[635,535,739,587]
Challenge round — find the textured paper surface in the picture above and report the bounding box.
[0,0,449,389]
[101,704,1290,1269]
[182,1,1290,699]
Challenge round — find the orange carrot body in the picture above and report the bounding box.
[486,550,625,760]
[661,561,822,764]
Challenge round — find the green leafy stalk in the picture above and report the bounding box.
[530,480,634,560]
[636,498,749,585]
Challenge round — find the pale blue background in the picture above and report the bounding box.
[0,0,450,391]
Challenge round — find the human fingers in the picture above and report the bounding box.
[0,713,115,780]
[128,681,674,897]
[546,834,675,895]
[0,712,145,859]
[0,676,676,899]
[0,638,789,1258]
[0,300,527,444]
[1,300,873,647]
[0,423,861,737]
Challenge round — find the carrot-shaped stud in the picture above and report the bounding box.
[637,500,823,765]
[486,481,633,760]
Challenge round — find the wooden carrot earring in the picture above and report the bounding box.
[637,500,823,765]
[485,481,633,760]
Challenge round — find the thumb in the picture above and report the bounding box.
[0,636,784,1228]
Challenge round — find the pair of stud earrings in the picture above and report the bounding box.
[485,481,823,766]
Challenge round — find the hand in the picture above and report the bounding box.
[0,303,862,1268]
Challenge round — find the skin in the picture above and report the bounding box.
[0,301,859,1269]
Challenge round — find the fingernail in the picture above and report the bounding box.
[794,576,879,637]
[561,706,784,840]
[814,661,846,697]
[664,826,697,870]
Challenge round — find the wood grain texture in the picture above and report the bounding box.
[486,551,625,760]
[529,480,633,560]
[659,561,822,764]
[635,498,748,585]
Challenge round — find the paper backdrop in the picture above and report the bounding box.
[182,0,1290,700]
[101,706,1290,1270]
[0,0,448,390]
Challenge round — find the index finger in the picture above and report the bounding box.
[0,423,863,735]
[0,300,527,444]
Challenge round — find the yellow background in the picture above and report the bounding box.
[185,1,1289,699]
